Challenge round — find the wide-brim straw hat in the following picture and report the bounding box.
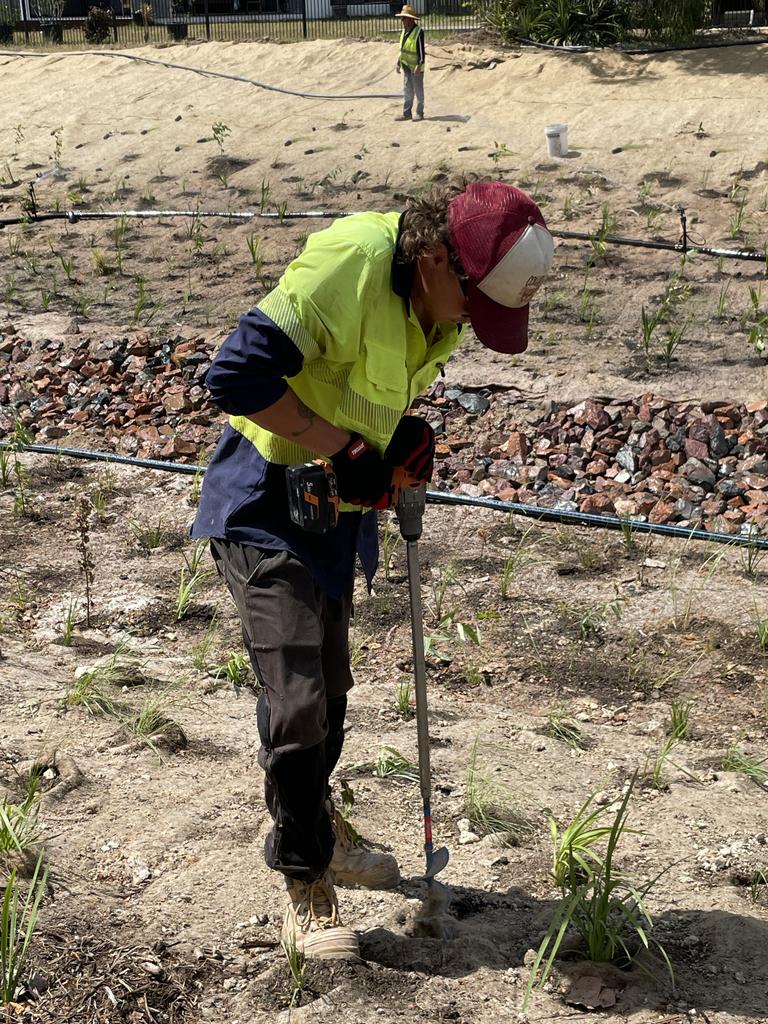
[394,4,419,19]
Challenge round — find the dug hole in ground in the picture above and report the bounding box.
[2,35,768,1024]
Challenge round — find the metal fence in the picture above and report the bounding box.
[0,0,764,49]
[1,0,479,47]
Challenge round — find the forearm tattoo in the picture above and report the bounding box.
[291,398,317,438]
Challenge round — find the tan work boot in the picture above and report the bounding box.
[281,872,359,961]
[329,800,401,890]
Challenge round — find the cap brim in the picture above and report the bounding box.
[466,282,530,354]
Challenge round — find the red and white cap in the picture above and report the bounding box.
[449,182,554,354]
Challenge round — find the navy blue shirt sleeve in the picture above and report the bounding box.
[204,308,304,416]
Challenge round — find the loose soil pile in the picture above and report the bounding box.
[2,36,768,1024]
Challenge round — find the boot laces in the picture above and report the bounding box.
[295,876,340,929]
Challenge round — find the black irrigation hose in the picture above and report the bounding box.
[0,48,401,100]
[553,228,767,264]
[2,442,201,476]
[1,206,766,265]
[6,440,768,550]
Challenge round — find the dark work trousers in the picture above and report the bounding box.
[210,540,354,882]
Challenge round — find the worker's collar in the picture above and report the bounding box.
[391,211,416,302]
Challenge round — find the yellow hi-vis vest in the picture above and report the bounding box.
[399,26,423,70]
[229,212,461,511]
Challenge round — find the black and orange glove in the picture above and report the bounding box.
[330,434,394,509]
[385,416,435,483]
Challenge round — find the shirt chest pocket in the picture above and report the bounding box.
[338,344,409,449]
[360,343,409,408]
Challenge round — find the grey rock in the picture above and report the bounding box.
[682,458,716,489]
[716,479,745,498]
[709,421,730,458]
[674,498,700,520]
[616,445,636,472]
[458,393,491,415]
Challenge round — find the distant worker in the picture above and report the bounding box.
[394,3,425,122]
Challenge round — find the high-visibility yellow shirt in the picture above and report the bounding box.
[399,25,424,69]
[229,212,461,510]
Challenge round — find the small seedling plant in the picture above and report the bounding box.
[1,853,48,1006]
[215,650,250,686]
[526,774,673,1007]
[64,669,117,717]
[667,697,693,741]
[366,746,418,783]
[547,706,587,750]
[176,541,214,620]
[465,738,532,846]
[0,789,41,856]
[60,596,79,647]
[191,616,219,672]
[281,936,307,1008]
[129,688,188,756]
[380,518,403,583]
[335,780,364,847]
[394,677,414,720]
[723,745,768,783]
[211,121,231,154]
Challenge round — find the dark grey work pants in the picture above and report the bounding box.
[210,540,354,882]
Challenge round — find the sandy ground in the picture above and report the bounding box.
[3,37,768,194]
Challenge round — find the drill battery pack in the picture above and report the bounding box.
[286,461,340,534]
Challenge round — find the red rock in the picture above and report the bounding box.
[701,498,726,516]
[723,509,746,525]
[596,438,623,455]
[585,459,608,475]
[548,473,574,488]
[649,500,676,524]
[162,390,190,414]
[649,448,672,467]
[132,425,163,445]
[704,516,739,534]
[495,485,517,502]
[684,437,709,461]
[446,436,474,451]
[160,435,198,457]
[505,430,529,463]
[579,493,616,514]
[60,353,87,370]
